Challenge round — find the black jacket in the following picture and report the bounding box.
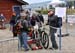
[20,19,29,32]
[30,16,40,26]
[38,14,44,23]
[49,15,58,27]
[10,16,17,25]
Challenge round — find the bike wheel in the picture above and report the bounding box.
[41,31,49,49]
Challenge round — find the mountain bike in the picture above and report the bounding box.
[28,24,49,49]
[38,25,49,49]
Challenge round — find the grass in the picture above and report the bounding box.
[67,9,75,15]
[36,9,75,15]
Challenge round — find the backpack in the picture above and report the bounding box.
[55,17,62,28]
[30,18,36,26]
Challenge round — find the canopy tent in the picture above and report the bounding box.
[49,0,66,7]
[66,0,75,1]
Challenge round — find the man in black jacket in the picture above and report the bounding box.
[48,10,58,50]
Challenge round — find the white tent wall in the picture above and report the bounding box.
[47,0,66,9]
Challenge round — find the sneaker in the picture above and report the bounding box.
[25,49,29,51]
[49,47,58,50]
[53,46,58,50]
[49,47,54,50]
[53,47,58,50]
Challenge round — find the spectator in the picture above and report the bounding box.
[0,13,6,29]
[18,12,29,51]
[10,12,17,37]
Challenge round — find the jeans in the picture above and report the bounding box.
[18,34,24,47]
[21,32,29,50]
[10,24,17,37]
[50,27,58,48]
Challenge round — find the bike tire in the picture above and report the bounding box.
[41,31,49,49]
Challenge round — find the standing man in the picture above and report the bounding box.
[10,12,18,37]
[48,10,58,50]
[18,12,29,51]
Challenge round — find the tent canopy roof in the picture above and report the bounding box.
[49,1,66,5]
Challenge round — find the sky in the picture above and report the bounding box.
[23,0,51,4]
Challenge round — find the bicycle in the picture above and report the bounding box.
[31,24,49,49]
[38,25,49,49]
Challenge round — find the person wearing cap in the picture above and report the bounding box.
[48,10,58,50]
[18,11,29,51]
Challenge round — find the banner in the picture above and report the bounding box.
[55,7,66,18]
[55,7,66,22]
